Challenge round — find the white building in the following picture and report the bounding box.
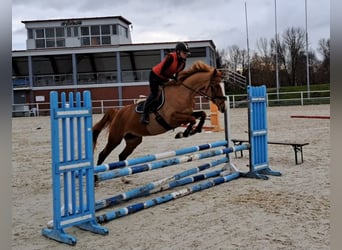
[12,16,218,115]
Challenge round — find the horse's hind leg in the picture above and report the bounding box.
[97,144,117,166]
[119,134,143,161]
[118,134,143,184]
[96,133,123,165]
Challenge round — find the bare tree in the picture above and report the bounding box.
[256,38,272,67]
[282,27,306,86]
[239,49,248,75]
[227,45,242,72]
[317,38,330,83]
[318,38,330,66]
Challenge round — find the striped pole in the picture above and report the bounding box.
[95,144,248,182]
[96,171,241,224]
[94,140,228,173]
[95,157,228,211]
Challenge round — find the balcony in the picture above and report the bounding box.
[12,70,151,88]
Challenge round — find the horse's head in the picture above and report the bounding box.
[177,61,226,113]
[208,69,226,113]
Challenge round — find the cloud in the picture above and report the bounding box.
[12,0,329,53]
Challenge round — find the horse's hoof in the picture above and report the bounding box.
[175,132,183,139]
[121,176,132,184]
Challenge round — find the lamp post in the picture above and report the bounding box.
[305,0,310,98]
[245,2,251,86]
[274,0,280,100]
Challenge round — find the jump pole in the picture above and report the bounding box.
[290,115,330,119]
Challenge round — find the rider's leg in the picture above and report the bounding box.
[141,72,161,124]
[140,94,155,124]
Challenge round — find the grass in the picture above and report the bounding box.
[227,83,330,106]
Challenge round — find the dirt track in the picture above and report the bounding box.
[12,104,330,250]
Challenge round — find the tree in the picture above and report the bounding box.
[317,38,330,83]
[227,45,242,72]
[281,27,306,86]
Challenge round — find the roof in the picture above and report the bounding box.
[21,15,132,25]
[12,40,216,55]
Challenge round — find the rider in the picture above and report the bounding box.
[140,42,190,124]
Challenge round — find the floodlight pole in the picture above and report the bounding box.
[274,0,280,100]
[245,2,252,86]
[305,0,310,98]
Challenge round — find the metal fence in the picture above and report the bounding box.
[12,90,330,117]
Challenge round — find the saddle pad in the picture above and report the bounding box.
[135,89,165,113]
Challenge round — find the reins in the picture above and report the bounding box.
[180,82,227,101]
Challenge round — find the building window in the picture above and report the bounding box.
[46,28,55,38]
[56,27,64,37]
[80,25,112,46]
[56,39,65,47]
[91,26,100,35]
[74,27,79,36]
[118,25,128,38]
[46,39,55,48]
[112,25,117,35]
[91,37,100,46]
[33,27,65,49]
[101,25,110,35]
[67,27,71,37]
[81,37,90,46]
[102,36,110,45]
[81,26,89,36]
[35,29,45,38]
[67,27,79,37]
[27,29,33,39]
[35,39,45,48]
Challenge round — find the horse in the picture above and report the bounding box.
[92,61,227,167]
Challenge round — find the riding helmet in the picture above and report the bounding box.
[175,42,190,55]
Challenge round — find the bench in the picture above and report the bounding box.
[231,138,309,165]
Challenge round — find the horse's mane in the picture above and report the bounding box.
[177,61,215,82]
[163,61,216,87]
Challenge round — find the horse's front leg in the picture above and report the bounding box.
[189,111,206,135]
[174,111,207,139]
[175,120,196,139]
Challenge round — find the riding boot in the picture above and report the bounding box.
[140,96,154,124]
[141,109,150,124]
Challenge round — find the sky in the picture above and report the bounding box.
[12,0,330,56]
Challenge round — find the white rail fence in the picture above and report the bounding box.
[12,90,330,117]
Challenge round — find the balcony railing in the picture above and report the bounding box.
[12,70,151,88]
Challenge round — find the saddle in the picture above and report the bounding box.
[135,88,165,114]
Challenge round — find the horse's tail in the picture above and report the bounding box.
[93,108,119,150]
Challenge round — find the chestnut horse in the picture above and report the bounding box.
[93,61,226,166]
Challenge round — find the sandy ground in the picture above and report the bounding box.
[12,104,330,250]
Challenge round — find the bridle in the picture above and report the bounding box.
[180,82,227,102]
